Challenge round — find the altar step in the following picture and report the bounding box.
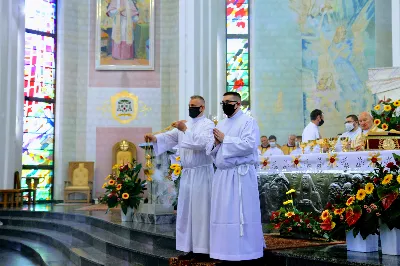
[0,210,183,266]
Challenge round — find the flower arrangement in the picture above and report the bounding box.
[167,156,182,208]
[370,153,400,230]
[99,161,147,215]
[267,189,324,239]
[371,98,400,132]
[320,155,400,240]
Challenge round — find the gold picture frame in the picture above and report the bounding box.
[95,0,155,70]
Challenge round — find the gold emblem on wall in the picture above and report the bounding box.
[111,91,138,124]
[97,91,152,124]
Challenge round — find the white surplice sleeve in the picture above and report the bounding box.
[180,119,214,151]
[221,118,258,159]
[153,129,179,156]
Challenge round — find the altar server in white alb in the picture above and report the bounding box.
[302,109,324,142]
[144,95,214,259]
[207,92,264,262]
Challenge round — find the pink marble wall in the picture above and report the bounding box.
[95,127,151,198]
[88,0,161,88]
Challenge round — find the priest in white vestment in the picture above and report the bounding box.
[144,95,214,259]
[335,114,362,151]
[302,109,324,142]
[207,92,264,262]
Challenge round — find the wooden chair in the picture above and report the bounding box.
[15,171,36,205]
[64,162,94,203]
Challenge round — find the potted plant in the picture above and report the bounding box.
[369,153,400,255]
[99,161,147,221]
[320,176,380,252]
[267,189,324,239]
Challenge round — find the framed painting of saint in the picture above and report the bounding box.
[95,0,154,70]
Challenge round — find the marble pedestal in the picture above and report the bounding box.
[367,67,400,100]
[134,143,176,224]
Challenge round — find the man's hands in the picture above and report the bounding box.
[172,120,187,132]
[213,128,224,145]
[144,134,157,143]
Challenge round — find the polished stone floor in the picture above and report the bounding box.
[0,247,39,266]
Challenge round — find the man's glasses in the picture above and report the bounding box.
[220,101,237,105]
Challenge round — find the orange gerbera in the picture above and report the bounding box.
[374,119,381,126]
[321,210,331,221]
[108,180,116,186]
[334,208,345,215]
[285,211,295,218]
[346,196,355,206]
[122,193,129,199]
[116,184,122,191]
[382,123,389,131]
[384,105,392,112]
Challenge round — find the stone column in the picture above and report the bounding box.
[393,0,400,67]
[178,0,226,120]
[0,0,24,189]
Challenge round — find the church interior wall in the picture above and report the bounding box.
[54,0,179,200]
[251,0,392,144]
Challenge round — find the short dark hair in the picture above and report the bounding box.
[346,114,358,122]
[223,92,241,102]
[310,109,323,121]
[260,135,268,139]
[268,135,277,141]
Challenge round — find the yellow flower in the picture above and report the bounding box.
[122,193,129,199]
[102,182,107,189]
[374,105,381,111]
[116,184,122,191]
[374,119,381,126]
[356,189,367,201]
[147,176,153,182]
[334,208,345,215]
[382,174,393,185]
[170,164,180,170]
[105,174,111,180]
[285,211,295,218]
[331,222,336,229]
[394,100,400,107]
[176,156,181,161]
[108,180,116,186]
[382,123,389,131]
[283,200,293,205]
[321,210,331,221]
[365,183,374,194]
[173,167,181,176]
[384,105,392,112]
[346,196,355,206]
[112,164,120,170]
[397,175,400,184]
[286,189,296,195]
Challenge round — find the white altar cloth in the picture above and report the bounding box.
[258,150,400,174]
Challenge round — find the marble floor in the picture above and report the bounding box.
[0,247,39,266]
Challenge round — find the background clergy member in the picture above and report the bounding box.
[207,92,264,262]
[336,114,362,151]
[281,134,296,155]
[257,135,269,156]
[354,112,384,151]
[144,95,214,260]
[263,135,284,156]
[302,109,324,142]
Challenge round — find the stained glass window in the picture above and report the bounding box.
[226,0,250,111]
[23,0,57,201]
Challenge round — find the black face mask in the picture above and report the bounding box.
[189,107,201,118]
[222,103,237,117]
[318,119,324,126]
